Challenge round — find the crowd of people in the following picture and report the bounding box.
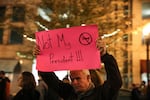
[2,37,150,100]
[131,80,150,100]
[1,39,123,100]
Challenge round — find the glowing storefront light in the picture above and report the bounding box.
[142,23,150,84]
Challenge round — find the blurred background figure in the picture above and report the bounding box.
[12,71,40,100]
[146,80,150,100]
[62,74,70,84]
[139,80,147,100]
[36,72,48,100]
[0,70,10,100]
[131,83,141,100]
[89,69,104,87]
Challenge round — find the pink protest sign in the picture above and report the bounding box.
[35,25,101,72]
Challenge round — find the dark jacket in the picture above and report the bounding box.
[39,53,122,100]
[131,87,141,100]
[13,89,40,100]
[0,77,10,100]
[0,77,6,100]
[146,86,150,100]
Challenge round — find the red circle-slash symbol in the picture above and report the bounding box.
[79,32,92,45]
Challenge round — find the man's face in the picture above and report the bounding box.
[70,70,91,93]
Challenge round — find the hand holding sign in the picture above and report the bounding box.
[35,25,101,72]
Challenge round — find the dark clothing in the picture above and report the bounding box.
[0,77,10,100]
[39,53,122,100]
[0,77,6,100]
[131,87,141,100]
[146,86,150,100]
[13,89,40,100]
[36,79,48,100]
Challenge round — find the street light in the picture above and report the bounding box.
[142,23,150,85]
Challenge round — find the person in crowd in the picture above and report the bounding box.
[33,39,122,100]
[146,80,150,100]
[131,83,142,100]
[36,72,48,100]
[0,70,10,100]
[89,69,104,87]
[62,75,70,84]
[13,71,40,100]
[139,80,147,100]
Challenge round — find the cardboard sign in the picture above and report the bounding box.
[35,25,101,72]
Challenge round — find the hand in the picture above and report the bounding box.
[33,45,40,56]
[96,38,107,56]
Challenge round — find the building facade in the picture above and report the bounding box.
[0,0,40,95]
[132,0,150,85]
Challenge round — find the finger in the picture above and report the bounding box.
[33,45,40,56]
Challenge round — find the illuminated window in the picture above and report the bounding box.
[0,6,6,22]
[124,6,129,15]
[0,28,3,44]
[9,27,23,44]
[12,6,25,22]
[142,2,150,19]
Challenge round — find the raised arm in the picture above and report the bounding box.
[38,71,76,100]
[96,38,122,100]
[101,53,122,89]
[96,38,122,89]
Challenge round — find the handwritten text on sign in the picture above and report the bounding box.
[36,25,101,72]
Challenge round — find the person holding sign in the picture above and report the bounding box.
[33,38,122,100]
